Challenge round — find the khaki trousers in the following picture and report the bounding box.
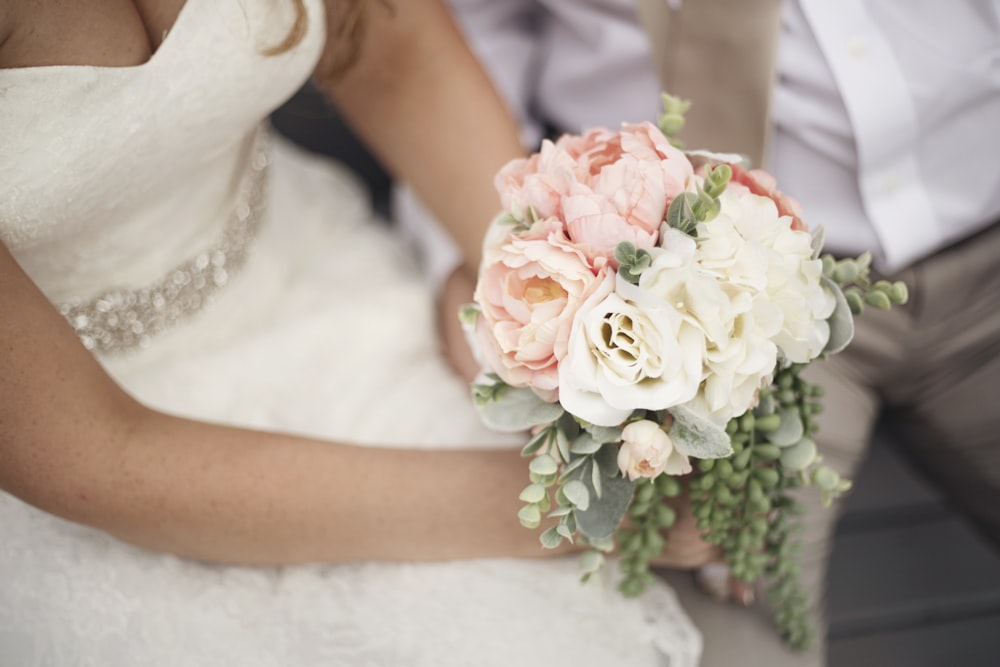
[661,221,1000,666]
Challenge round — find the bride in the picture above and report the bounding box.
[0,1,705,664]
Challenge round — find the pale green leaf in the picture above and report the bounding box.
[585,424,623,445]
[570,433,603,455]
[563,479,590,511]
[518,483,547,504]
[474,384,564,433]
[528,454,559,476]
[574,470,634,540]
[555,428,572,463]
[668,404,734,459]
[764,407,804,447]
[822,277,855,355]
[539,526,563,549]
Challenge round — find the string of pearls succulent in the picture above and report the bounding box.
[58,127,270,355]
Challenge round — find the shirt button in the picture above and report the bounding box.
[848,37,869,59]
[882,174,902,196]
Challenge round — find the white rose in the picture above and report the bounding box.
[558,274,704,426]
[617,419,692,480]
[644,228,779,424]
[700,190,835,363]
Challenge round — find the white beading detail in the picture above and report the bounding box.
[56,128,270,355]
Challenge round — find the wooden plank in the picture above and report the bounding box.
[828,614,1000,667]
[827,517,1000,639]
[835,434,948,534]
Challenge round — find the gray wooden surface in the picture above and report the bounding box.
[826,435,1000,665]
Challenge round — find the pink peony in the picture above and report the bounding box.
[493,122,694,266]
[475,225,612,400]
[727,163,808,232]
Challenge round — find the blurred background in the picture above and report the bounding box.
[271,86,1000,667]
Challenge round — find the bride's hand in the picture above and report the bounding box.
[438,266,480,384]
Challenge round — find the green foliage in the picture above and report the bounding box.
[657,93,692,140]
[615,241,653,284]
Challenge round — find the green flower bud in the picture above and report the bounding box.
[865,290,892,311]
[658,112,685,136]
[833,261,859,284]
[780,438,817,471]
[812,466,841,490]
[754,413,782,432]
[821,254,836,277]
[733,448,753,470]
[889,281,909,304]
[751,495,772,514]
[755,467,780,488]
[715,459,734,480]
[755,444,782,461]
[655,475,682,497]
[655,503,677,528]
[635,481,656,504]
[740,412,756,432]
[518,503,541,529]
[715,486,734,505]
[699,458,716,473]
[699,473,717,491]
[845,288,865,315]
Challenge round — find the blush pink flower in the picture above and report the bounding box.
[475,225,612,401]
[727,163,808,232]
[493,122,694,266]
[617,419,692,481]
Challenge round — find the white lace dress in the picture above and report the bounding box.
[0,1,701,665]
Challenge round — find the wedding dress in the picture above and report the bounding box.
[0,1,701,664]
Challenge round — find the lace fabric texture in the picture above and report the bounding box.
[0,1,702,665]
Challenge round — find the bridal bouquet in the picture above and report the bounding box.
[462,95,907,650]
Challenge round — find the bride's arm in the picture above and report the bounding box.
[0,244,562,564]
[314,0,523,272]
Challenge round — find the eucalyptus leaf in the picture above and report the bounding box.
[594,442,622,478]
[520,427,551,457]
[666,192,698,234]
[821,277,855,355]
[570,433,603,456]
[539,526,563,549]
[528,454,559,476]
[764,407,804,447]
[591,458,603,499]
[474,384,564,432]
[553,428,570,464]
[668,404,734,459]
[563,479,591,511]
[585,424,623,445]
[574,471,634,540]
[561,454,590,478]
[518,483,547,503]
